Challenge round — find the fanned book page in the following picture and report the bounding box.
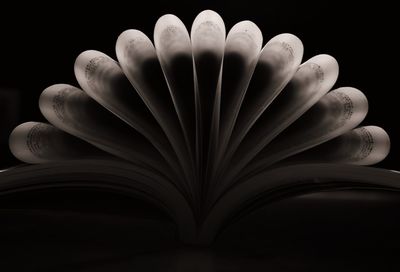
[2,10,398,244]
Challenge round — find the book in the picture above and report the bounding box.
[1,10,398,245]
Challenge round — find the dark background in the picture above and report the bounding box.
[1,1,400,270]
[0,0,398,169]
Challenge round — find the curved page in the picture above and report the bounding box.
[39,84,180,187]
[215,54,339,193]
[226,34,303,163]
[9,122,107,163]
[74,50,184,181]
[191,10,225,183]
[285,126,390,165]
[154,14,197,171]
[241,87,369,180]
[215,21,263,169]
[116,29,195,196]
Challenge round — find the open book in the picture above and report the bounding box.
[1,10,398,245]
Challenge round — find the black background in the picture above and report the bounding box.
[0,0,398,169]
[1,1,400,270]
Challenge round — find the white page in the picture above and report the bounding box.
[153,14,197,179]
[242,87,369,179]
[190,10,226,187]
[9,122,107,163]
[74,50,184,181]
[215,54,339,194]
[214,21,263,172]
[221,33,304,169]
[39,84,181,188]
[116,29,196,197]
[286,126,390,165]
